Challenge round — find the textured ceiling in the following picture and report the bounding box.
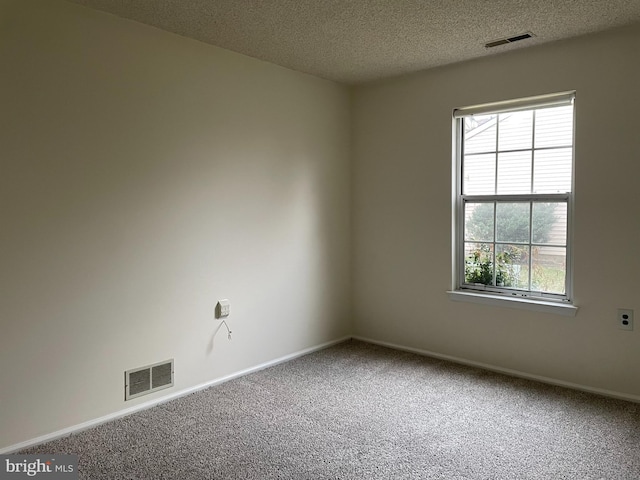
[67,0,640,84]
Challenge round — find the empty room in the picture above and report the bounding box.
[1,0,639,478]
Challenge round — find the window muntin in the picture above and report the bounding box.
[455,93,574,302]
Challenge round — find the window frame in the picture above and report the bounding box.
[450,92,577,315]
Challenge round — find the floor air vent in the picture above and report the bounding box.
[125,359,174,400]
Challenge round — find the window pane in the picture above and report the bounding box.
[498,111,533,151]
[532,202,567,245]
[458,95,573,299]
[464,202,494,242]
[496,202,530,243]
[464,243,494,285]
[463,153,495,195]
[533,148,572,193]
[496,244,530,289]
[535,105,573,148]
[497,151,532,194]
[464,115,497,154]
[532,246,566,294]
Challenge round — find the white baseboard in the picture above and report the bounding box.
[352,335,640,404]
[6,333,636,454]
[1,335,351,454]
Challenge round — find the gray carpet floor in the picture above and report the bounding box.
[21,340,640,479]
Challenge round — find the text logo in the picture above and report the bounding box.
[0,455,78,479]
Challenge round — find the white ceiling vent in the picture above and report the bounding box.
[125,359,174,400]
[485,32,535,48]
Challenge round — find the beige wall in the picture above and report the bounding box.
[352,24,640,397]
[0,0,351,449]
[2,0,639,453]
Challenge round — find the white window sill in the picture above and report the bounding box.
[447,290,578,317]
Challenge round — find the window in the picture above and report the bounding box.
[452,92,575,307]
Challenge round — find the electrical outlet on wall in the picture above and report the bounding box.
[618,309,633,331]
